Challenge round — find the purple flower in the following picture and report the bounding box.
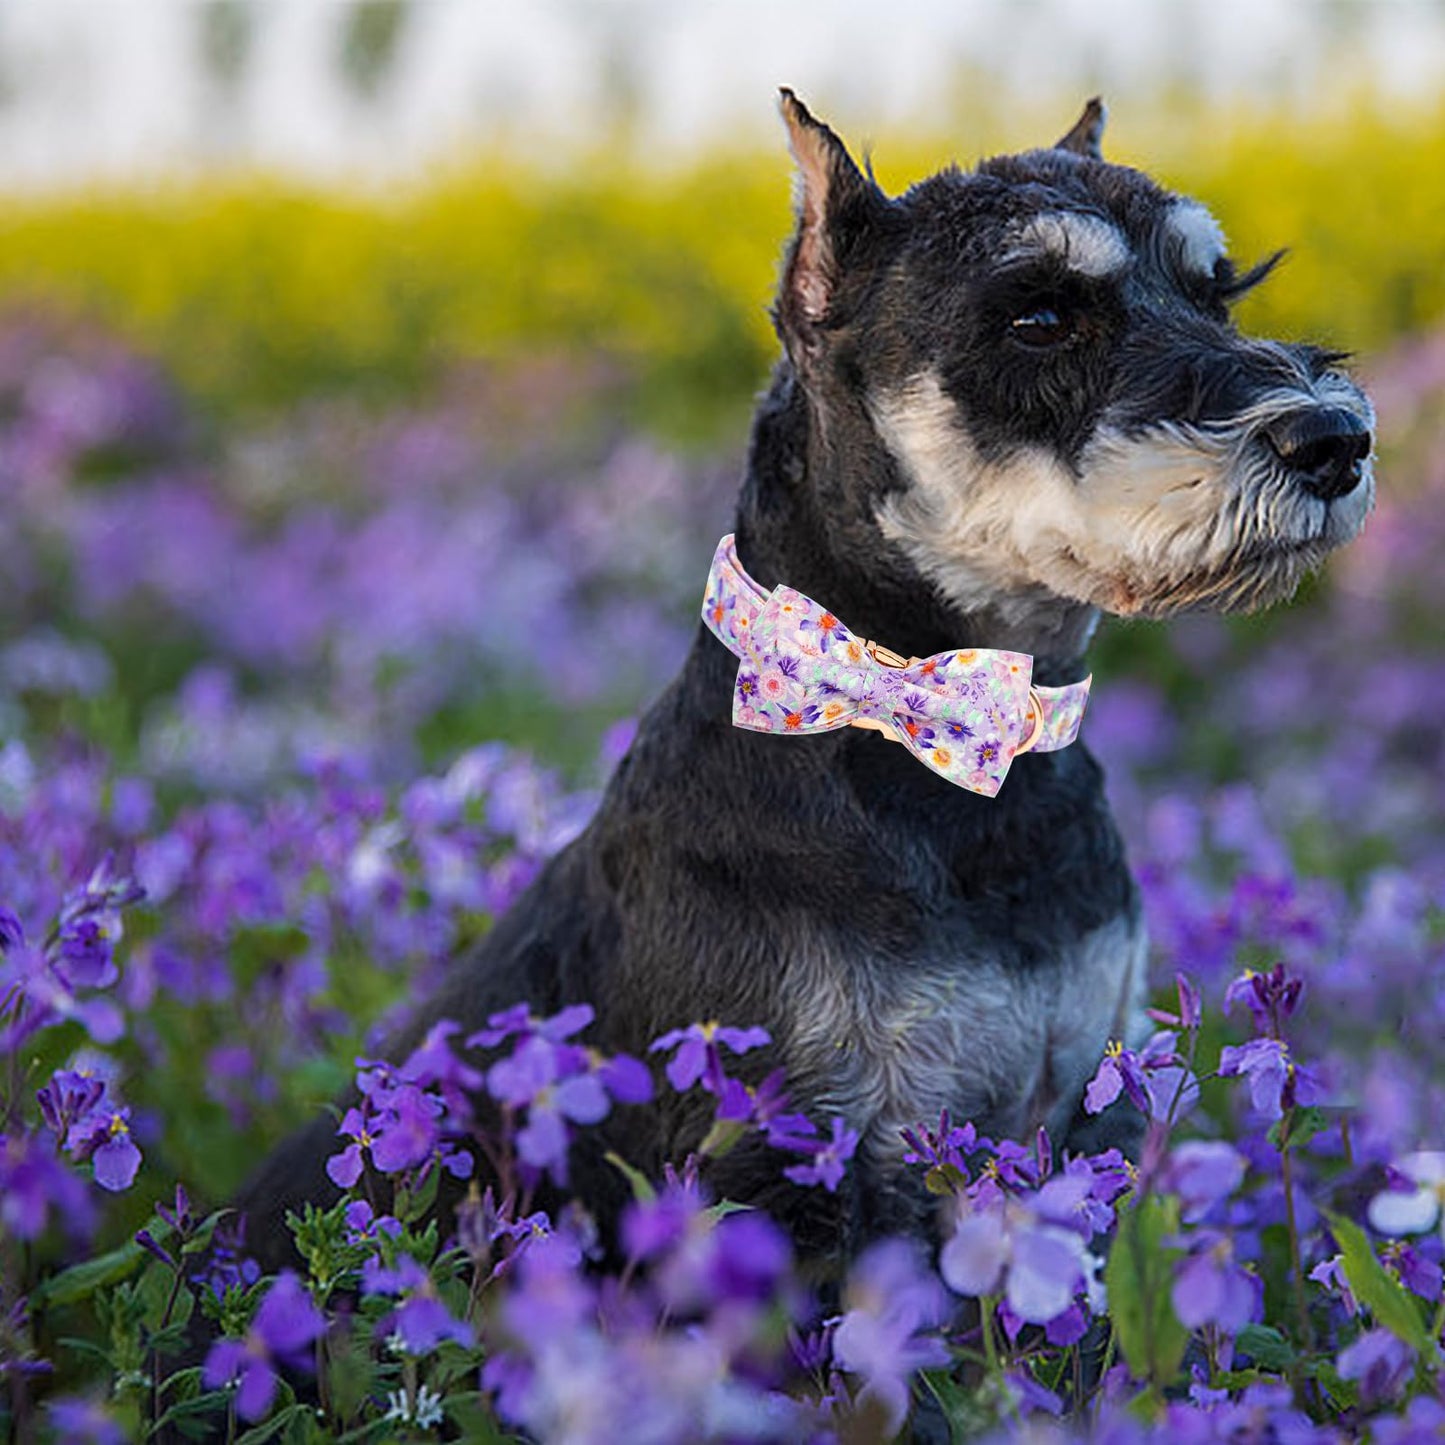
[400,1019,484,1096]
[975,736,1003,769]
[668,1210,793,1310]
[1337,1327,1415,1406]
[488,1034,613,1184]
[1148,972,1203,1031]
[1374,1396,1445,1444]
[1161,1140,1246,1222]
[53,918,116,990]
[1086,1040,1152,1114]
[202,1272,324,1421]
[363,1254,474,1353]
[1171,1232,1260,1333]
[0,906,23,953]
[156,1182,193,1236]
[1368,1150,1445,1237]
[468,1001,595,1051]
[1308,1255,1358,1315]
[1084,1032,1193,1120]
[1223,963,1302,1032]
[594,1051,653,1105]
[621,1184,703,1263]
[386,1295,474,1354]
[649,1020,771,1094]
[344,1200,402,1243]
[1003,1370,1063,1417]
[940,1197,1093,1325]
[368,1085,441,1174]
[782,1116,859,1192]
[197,1218,261,1301]
[35,1067,105,1137]
[46,1397,124,1445]
[900,1111,981,1175]
[326,1106,371,1188]
[1219,1037,1290,1117]
[833,1240,950,1435]
[67,1108,142,1192]
[717,1067,816,1149]
[1385,1241,1443,1300]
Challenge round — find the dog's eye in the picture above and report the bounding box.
[1010,305,1074,348]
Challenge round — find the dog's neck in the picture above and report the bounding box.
[731,362,1097,688]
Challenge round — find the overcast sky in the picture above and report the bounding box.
[0,1,1441,186]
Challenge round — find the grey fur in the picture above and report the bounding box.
[238,96,1373,1274]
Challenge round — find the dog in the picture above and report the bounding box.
[239,94,1374,1272]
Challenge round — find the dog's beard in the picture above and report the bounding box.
[871,371,1375,624]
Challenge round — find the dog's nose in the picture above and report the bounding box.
[1264,407,1372,501]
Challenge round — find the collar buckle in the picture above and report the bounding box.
[863,638,917,670]
[1014,687,1047,755]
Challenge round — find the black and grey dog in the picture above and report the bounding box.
[242,95,1374,1269]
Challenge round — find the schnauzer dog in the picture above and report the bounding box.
[241,95,1374,1269]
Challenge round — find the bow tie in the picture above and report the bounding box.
[700,534,1091,798]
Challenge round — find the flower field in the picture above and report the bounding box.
[3,102,1445,1441]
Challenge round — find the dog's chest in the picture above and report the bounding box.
[781,910,1146,1153]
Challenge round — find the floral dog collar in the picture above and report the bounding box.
[701,534,1091,797]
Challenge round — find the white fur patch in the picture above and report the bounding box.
[1008,211,1131,278]
[870,369,1374,619]
[1167,200,1228,277]
[783,912,1148,1159]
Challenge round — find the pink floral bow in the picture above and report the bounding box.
[701,535,1091,797]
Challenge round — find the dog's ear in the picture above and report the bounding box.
[1055,97,1107,160]
[777,89,890,350]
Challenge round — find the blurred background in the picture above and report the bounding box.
[4,0,1445,1202]
[1,0,1443,780]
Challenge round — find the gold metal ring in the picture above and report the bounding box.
[862,638,919,670]
[1014,687,1046,755]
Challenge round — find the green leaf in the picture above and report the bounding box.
[924,1163,968,1197]
[1234,1323,1296,1371]
[697,1116,748,1158]
[604,1150,656,1204]
[180,1208,233,1257]
[1105,1193,1190,1388]
[147,1388,232,1439]
[1213,1368,1268,1390]
[1327,1212,1433,1354]
[919,1368,992,1442]
[396,1163,440,1224]
[33,1236,148,1307]
[701,1199,754,1225]
[235,1403,307,1445]
[1267,1107,1329,1152]
[443,1392,511,1442]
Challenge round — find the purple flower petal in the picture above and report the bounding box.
[91,1129,141,1192]
[553,1072,609,1125]
[940,1210,1007,1299]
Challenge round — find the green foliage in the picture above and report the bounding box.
[1105,1192,1191,1390]
[1328,1213,1435,1355]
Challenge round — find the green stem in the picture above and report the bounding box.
[150,1262,187,1428]
[1277,1124,1316,1369]
[980,1294,1001,1378]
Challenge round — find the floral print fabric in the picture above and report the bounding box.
[701,534,1091,798]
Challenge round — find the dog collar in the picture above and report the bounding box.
[701,534,1091,797]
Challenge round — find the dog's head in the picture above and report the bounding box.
[774,92,1374,626]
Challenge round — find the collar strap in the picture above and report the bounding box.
[701,534,1091,795]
